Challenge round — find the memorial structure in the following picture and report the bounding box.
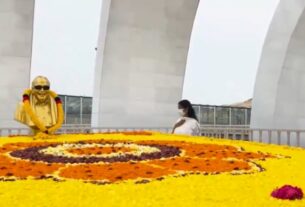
[252,0,305,130]
[0,0,35,128]
[251,0,305,146]
[0,0,199,129]
[92,0,199,128]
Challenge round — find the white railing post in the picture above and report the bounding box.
[287,131,291,146]
[297,131,300,147]
[277,131,281,145]
[268,130,272,144]
[259,130,263,142]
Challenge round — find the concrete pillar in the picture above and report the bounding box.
[251,0,305,146]
[92,0,199,128]
[0,0,35,127]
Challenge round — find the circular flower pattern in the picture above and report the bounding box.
[0,135,276,184]
[10,141,180,164]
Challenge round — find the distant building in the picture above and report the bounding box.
[58,95,92,125]
[60,95,251,126]
[226,99,252,109]
[193,99,252,126]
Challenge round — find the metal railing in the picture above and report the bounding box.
[57,126,173,134]
[200,125,250,140]
[249,128,305,147]
[0,128,32,137]
[201,125,250,128]
[0,126,173,137]
[200,126,305,147]
[1,125,304,147]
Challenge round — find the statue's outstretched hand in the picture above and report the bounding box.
[34,131,54,139]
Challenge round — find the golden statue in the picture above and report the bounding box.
[15,76,64,136]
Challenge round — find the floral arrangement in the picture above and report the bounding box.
[0,136,274,182]
[271,185,303,200]
[0,132,304,207]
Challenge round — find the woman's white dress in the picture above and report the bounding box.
[173,117,201,136]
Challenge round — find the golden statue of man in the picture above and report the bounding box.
[15,76,64,135]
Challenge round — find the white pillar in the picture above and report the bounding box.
[251,0,305,146]
[0,0,35,127]
[92,0,199,128]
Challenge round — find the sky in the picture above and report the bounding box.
[31,0,102,97]
[183,0,279,105]
[31,0,280,104]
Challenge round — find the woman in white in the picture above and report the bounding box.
[172,100,201,136]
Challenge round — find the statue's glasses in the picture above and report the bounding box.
[34,85,50,91]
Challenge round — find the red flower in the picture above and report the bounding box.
[22,95,30,102]
[271,185,303,200]
[55,97,62,104]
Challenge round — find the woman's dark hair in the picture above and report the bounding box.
[178,99,198,121]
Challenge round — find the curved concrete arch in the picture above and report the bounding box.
[251,0,305,132]
[92,0,199,127]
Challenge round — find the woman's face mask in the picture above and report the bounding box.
[178,109,186,117]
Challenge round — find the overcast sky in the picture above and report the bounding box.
[31,0,279,105]
[31,0,101,97]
